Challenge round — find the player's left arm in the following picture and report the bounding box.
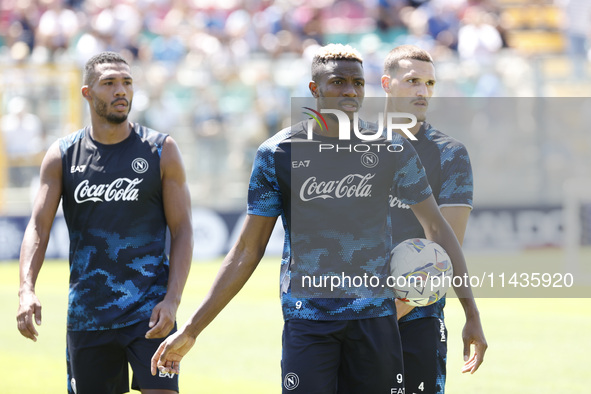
[146,136,194,339]
[410,196,486,373]
[441,205,487,374]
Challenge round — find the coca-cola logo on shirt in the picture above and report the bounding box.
[74,178,143,203]
[299,174,374,201]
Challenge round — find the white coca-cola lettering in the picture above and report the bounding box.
[300,174,374,201]
[74,178,143,203]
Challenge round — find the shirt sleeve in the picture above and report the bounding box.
[391,138,432,206]
[438,141,473,208]
[247,141,283,217]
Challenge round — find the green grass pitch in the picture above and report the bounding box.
[1,249,590,393]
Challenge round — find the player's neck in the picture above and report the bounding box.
[312,116,346,138]
[89,120,133,145]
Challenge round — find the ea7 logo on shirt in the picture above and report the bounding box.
[70,165,86,173]
[292,160,310,168]
[132,158,149,174]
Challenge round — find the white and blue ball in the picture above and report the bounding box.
[390,238,453,307]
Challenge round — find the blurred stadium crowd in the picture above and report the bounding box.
[1,0,514,67]
[1,0,590,211]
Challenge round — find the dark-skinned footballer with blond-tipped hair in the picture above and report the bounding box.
[151,43,478,393]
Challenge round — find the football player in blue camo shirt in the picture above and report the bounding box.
[17,52,193,394]
[382,45,488,394]
[151,44,478,393]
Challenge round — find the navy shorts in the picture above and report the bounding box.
[399,317,447,394]
[66,319,178,394]
[281,316,404,393]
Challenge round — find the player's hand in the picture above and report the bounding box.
[395,299,415,320]
[146,298,178,339]
[150,329,196,376]
[17,290,42,341]
[461,314,487,374]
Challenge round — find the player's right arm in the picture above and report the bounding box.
[17,141,63,341]
[441,206,487,374]
[150,213,278,375]
[396,206,472,319]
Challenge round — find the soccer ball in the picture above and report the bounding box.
[389,238,453,307]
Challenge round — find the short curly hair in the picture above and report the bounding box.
[83,52,129,85]
[311,44,363,81]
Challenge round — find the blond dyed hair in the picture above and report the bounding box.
[311,44,363,81]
